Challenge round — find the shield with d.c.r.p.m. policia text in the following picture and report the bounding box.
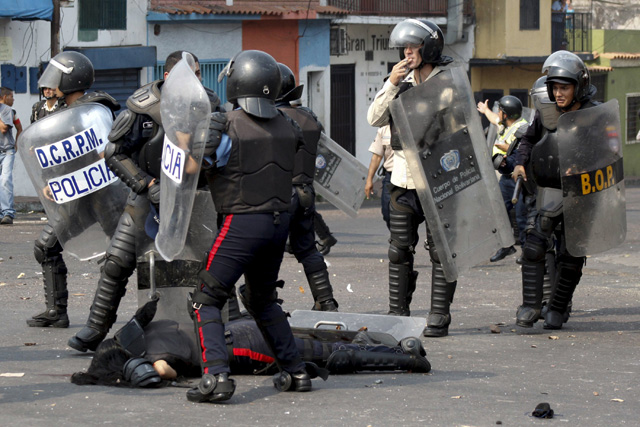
[18,102,128,260]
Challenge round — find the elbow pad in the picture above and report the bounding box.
[106,151,152,194]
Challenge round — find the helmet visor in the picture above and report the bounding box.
[38,63,65,90]
[389,19,432,48]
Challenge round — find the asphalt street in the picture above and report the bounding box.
[1,188,639,426]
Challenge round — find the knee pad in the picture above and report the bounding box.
[103,256,135,281]
[388,243,412,265]
[389,210,417,249]
[34,225,62,264]
[196,270,231,310]
[539,215,555,234]
[238,281,282,315]
[522,235,547,263]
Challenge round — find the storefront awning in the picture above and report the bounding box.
[0,0,54,22]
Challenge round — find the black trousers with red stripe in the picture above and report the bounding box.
[194,212,304,376]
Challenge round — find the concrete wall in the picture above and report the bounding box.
[475,0,552,59]
[602,66,640,176]
[149,21,241,80]
[470,64,541,102]
[298,20,330,134]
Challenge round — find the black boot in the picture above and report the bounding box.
[27,258,69,328]
[326,348,431,374]
[187,373,236,403]
[273,368,312,392]
[543,259,582,330]
[516,260,545,327]
[423,264,456,337]
[307,269,339,312]
[68,275,126,352]
[388,263,412,316]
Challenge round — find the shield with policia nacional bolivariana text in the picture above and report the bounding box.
[18,103,128,260]
[314,133,368,218]
[390,66,514,282]
[156,52,211,262]
[557,99,626,256]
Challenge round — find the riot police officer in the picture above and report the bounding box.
[513,51,600,329]
[275,63,339,312]
[367,19,458,337]
[186,50,314,403]
[30,86,66,124]
[26,51,120,328]
[477,95,530,261]
[67,51,225,351]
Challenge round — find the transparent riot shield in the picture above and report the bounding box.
[18,103,128,260]
[389,66,514,281]
[156,52,211,261]
[314,133,367,217]
[137,190,218,359]
[558,100,626,256]
[288,310,426,342]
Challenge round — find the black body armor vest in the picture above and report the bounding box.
[530,101,598,190]
[280,106,322,185]
[208,110,298,214]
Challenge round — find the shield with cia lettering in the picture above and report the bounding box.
[18,103,128,260]
[557,99,626,256]
[389,66,513,282]
[156,52,211,261]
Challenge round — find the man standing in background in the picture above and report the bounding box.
[0,87,18,225]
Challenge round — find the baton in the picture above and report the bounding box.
[511,176,524,205]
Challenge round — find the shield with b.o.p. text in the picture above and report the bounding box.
[18,103,128,260]
[156,52,211,262]
[389,66,514,282]
[558,99,626,256]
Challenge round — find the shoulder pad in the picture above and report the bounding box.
[108,109,136,142]
[75,91,121,112]
[126,80,162,125]
[514,125,529,139]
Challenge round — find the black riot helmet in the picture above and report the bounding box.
[542,50,591,104]
[497,95,522,120]
[276,63,304,103]
[218,50,281,119]
[389,19,451,66]
[38,51,95,95]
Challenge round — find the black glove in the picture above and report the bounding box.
[147,179,161,209]
[203,111,227,157]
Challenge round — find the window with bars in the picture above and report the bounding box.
[626,93,640,144]
[154,60,229,104]
[520,0,540,30]
[591,74,606,104]
[79,0,126,31]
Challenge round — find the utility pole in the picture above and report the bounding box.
[51,0,60,56]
